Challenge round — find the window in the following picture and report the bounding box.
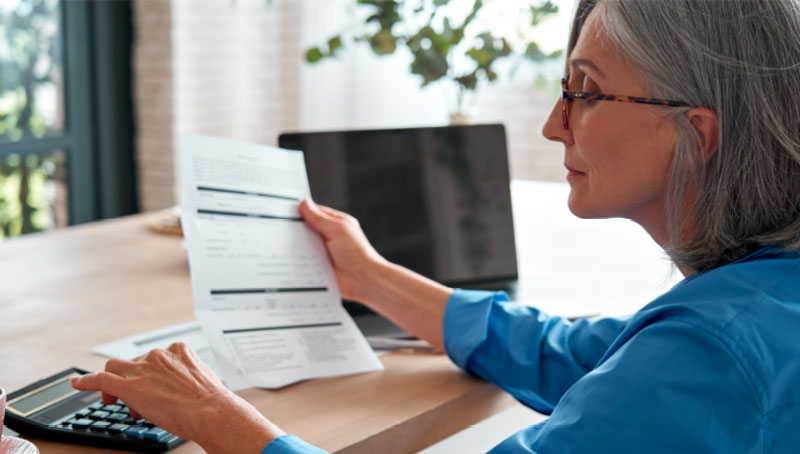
[0,0,136,240]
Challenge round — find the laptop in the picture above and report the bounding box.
[279,124,518,337]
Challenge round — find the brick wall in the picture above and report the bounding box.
[132,0,303,211]
[132,0,175,211]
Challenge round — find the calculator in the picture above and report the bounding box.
[4,368,184,453]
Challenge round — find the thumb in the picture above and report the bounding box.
[299,199,336,237]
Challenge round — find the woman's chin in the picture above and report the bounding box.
[567,192,605,219]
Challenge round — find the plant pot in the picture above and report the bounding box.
[449,113,471,125]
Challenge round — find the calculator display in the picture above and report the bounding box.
[8,373,80,416]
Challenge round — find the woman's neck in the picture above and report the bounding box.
[633,205,695,278]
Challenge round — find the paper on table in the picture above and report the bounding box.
[92,320,222,376]
[179,133,383,390]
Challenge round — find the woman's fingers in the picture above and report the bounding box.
[102,393,119,405]
[298,198,324,219]
[105,358,138,376]
[71,371,125,396]
[299,199,342,235]
[317,204,348,220]
[129,408,143,421]
[72,371,126,405]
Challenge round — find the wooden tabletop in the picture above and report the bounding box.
[0,213,515,454]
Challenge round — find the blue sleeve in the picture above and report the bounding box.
[489,320,763,453]
[262,435,328,454]
[443,289,629,413]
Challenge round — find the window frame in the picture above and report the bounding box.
[0,0,137,227]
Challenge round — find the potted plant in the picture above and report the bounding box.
[305,0,563,122]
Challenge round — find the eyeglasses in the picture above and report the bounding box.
[560,77,690,130]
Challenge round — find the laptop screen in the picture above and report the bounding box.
[278,124,518,288]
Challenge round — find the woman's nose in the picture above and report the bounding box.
[542,99,572,145]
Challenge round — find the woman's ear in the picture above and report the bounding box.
[687,107,720,162]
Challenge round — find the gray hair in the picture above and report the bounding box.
[568,0,800,272]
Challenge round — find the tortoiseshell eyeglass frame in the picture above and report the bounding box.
[560,77,691,130]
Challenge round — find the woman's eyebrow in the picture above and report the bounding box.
[569,58,606,79]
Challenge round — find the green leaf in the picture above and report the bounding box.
[305,47,324,63]
[531,1,559,26]
[408,25,454,56]
[327,36,343,56]
[370,29,398,55]
[441,17,464,45]
[466,32,512,69]
[466,47,492,67]
[524,42,546,61]
[455,72,478,90]
[362,1,402,30]
[463,0,483,28]
[409,46,449,85]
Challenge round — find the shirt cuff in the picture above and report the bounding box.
[262,435,328,454]
[443,289,509,371]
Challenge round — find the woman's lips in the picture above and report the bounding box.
[565,164,585,175]
[565,164,585,182]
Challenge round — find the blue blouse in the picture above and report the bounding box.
[264,246,800,453]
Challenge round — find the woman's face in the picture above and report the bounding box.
[542,9,678,240]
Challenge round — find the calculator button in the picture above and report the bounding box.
[88,410,111,420]
[90,421,112,431]
[75,409,92,418]
[122,417,136,425]
[106,413,127,422]
[143,427,169,441]
[102,404,123,412]
[125,426,149,438]
[108,423,130,434]
[119,406,130,414]
[137,419,156,428]
[72,418,95,429]
[88,402,104,411]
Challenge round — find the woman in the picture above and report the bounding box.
[72,0,800,452]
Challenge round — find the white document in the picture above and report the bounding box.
[179,133,383,390]
[93,321,222,376]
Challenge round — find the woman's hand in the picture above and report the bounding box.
[299,199,388,303]
[299,199,452,350]
[71,342,284,454]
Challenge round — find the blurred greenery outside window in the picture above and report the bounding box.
[0,0,68,239]
[0,0,137,241]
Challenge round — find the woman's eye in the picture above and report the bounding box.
[581,79,600,105]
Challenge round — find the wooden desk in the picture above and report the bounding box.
[0,180,682,453]
[0,214,516,454]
